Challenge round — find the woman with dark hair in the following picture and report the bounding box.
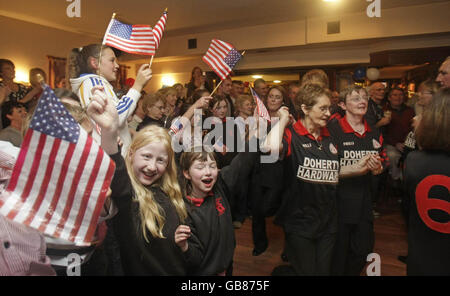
[405,88,450,275]
[205,95,237,168]
[0,60,40,131]
[399,79,439,227]
[185,67,212,99]
[0,59,39,107]
[249,85,288,255]
[383,87,415,192]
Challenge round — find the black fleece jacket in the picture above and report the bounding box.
[109,153,187,276]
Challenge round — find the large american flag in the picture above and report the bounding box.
[0,86,115,245]
[250,87,271,121]
[202,39,242,80]
[103,18,155,55]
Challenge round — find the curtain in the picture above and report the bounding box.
[115,64,129,89]
[47,56,67,89]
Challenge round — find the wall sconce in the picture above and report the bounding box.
[161,74,175,87]
[15,68,29,84]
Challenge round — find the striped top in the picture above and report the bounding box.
[70,74,142,157]
[0,213,55,276]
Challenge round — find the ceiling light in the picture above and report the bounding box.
[252,75,262,79]
[273,80,281,84]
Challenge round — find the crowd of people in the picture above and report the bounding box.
[0,47,449,276]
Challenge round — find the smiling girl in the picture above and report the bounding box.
[87,93,188,275]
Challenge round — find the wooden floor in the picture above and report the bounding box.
[233,200,408,276]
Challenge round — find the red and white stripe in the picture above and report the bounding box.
[0,128,115,245]
[153,12,167,50]
[104,20,155,55]
[202,39,234,80]
[251,87,271,121]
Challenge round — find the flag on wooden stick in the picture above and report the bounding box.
[202,39,242,80]
[103,17,155,55]
[0,86,115,245]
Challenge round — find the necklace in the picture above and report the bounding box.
[351,123,365,135]
[315,138,323,150]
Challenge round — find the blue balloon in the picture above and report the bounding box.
[354,67,366,80]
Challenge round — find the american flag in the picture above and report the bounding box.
[0,86,115,245]
[153,10,168,50]
[250,87,271,121]
[169,117,184,136]
[103,18,155,56]
[202,39,242,80]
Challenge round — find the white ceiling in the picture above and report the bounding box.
[1,0,449,39]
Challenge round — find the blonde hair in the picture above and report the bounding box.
[157,87,177,100]
[235,94,253,110]
[125,125,187,241]
[141,93,166,115]
[301,69,329,88]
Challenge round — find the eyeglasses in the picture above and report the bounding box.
[419,91,433,96]
[319,106,331,113]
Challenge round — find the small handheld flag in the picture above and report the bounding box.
[202,39,242,81]
[103,17,155,56]
[250,87,270,121]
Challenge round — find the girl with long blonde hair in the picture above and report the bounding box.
[87,93,188,275]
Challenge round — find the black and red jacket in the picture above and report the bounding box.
[404,150,450,275]
[328,116,388,224]
[109,153,187,276]
[182,151,257,275]
[275,120,340,238]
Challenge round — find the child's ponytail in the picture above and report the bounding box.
[66,44,104,88]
